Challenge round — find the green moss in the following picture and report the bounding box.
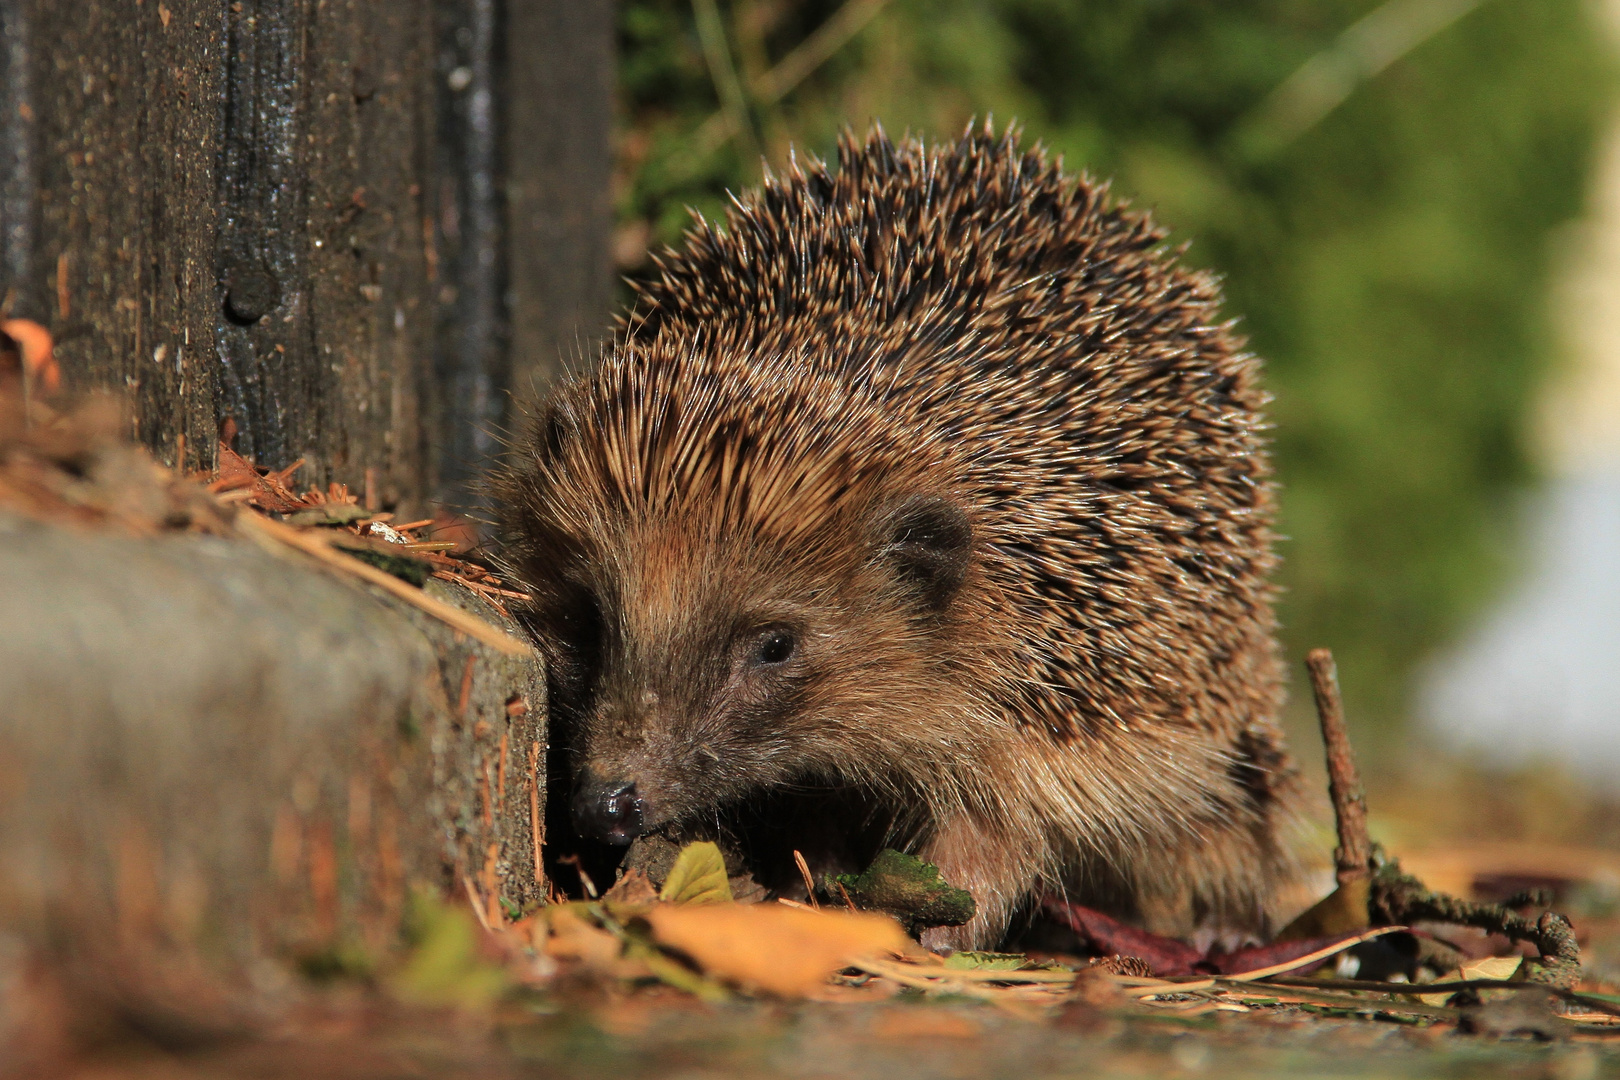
[827,849,975,934]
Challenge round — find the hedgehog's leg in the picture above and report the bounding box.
[915,812,1033,952]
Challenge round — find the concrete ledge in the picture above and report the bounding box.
[0,509,545,982]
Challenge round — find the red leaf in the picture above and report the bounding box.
[1043,899,1371,978]
[1042,900,1206,977]
[210,441,310,512]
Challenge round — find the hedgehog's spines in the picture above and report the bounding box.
[506,123,1295,948]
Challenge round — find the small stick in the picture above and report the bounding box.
[1223,926,1405,981]
[237,512,533,656]
[496,731,509,810]
[835,881,859,914]
[557,854,597,898]
[1306,648,1372,885]
[793,849,820,909]
[1264,974,1620,1019]
[457,654,476,720]
[528,739,545,891]
[462,874,494,932]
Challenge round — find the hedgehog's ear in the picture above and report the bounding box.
[876,495,973,614]
[530,400,573,466]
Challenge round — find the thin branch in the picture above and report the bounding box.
[1234,0,1491,157]
[1265,974,1620,1019]
[692,0,759,160]
[751,0,891,105]
[1307,648,1373,886]
[674,0,893,177]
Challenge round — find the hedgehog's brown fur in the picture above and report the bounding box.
[498,123,1299,949]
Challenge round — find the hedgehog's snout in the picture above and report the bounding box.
[572,771,646,845]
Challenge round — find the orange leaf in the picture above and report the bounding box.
[2,319,58,393]
[214,441,261,490]
[211,441,310,512]
[641,902,908,997]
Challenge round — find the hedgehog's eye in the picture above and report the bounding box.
[752,628,797,666]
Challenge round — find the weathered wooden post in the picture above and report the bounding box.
[0,0,612,1044]
[0,0,614,510]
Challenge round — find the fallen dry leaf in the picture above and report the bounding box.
[658,841,732,905]
[1044,900,1399,978]
[603,868,660,905]
[536,905,649,980]
[1041,901,1203,975]
[1275,875,1371,942]
[1,319,58,393]
[1418,954,1524,1006]
[211,440,308,512]
[641,902,908,997]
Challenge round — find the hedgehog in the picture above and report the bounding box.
[497,123,1299,950]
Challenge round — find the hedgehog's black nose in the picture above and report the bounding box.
[572,775,645,845]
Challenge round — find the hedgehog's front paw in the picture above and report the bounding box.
[916,816,1028,950]
[919,921,981,954]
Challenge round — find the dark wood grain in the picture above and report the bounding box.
[0,0,615,513]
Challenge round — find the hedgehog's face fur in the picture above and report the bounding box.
[503,366,991,848]
[532,497,971,843]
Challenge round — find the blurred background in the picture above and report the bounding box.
[608,0,1620,871]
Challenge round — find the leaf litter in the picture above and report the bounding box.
[0,366,533,656]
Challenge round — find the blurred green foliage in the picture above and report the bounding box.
[613,0,1616,747]
[390,888,511,1008]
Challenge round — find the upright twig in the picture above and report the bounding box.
[691,0,759,160]
[674,0,892,177]
[1306,648,1373,886]
[793,849,820,910]
[1232,0,1488,158]
[1304,649,1581,986]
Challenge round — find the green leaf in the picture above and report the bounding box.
[942,950,1030,971]
[658,841,733,905]
[389,891,509,1010]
